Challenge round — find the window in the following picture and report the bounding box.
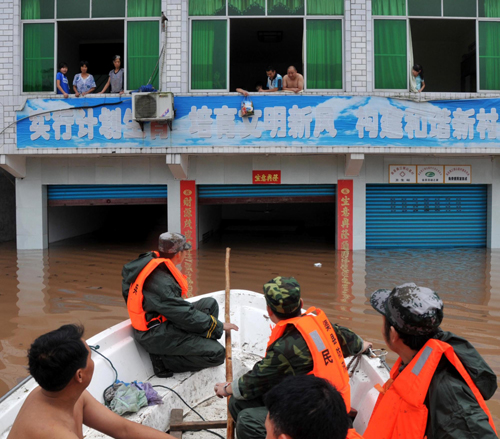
[306,20,342,89]
[191,20,227,90]
[23,23,55,92]
[374,20,407,89]
[479,22,500,90]
[21,0,161,93]
[479,0,500,17]
[189,0,344,91]
[372,0,406,16]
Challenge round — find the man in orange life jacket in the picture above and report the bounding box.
[213,276,371,439]
[365,283,497,439]
[264,375,363,439]
[122,232,238,377]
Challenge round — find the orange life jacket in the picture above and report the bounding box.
[127,251,189,331]
[364,338,497,439]
[347,429,364,439]
[267,307,351,412]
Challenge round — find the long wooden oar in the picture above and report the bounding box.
[225,247,235,439]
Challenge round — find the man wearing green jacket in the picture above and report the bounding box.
[365,282,497,439]
[122,232,238,377]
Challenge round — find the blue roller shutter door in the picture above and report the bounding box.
[366,185,487,248]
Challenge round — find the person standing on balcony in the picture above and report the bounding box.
[99,55,124,94]
[56,62,70,98]
[73,61,96,97]
[283,66,304,93]
[257,66,282,92]
[411,64,425,93]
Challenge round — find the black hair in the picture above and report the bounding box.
[266,66,276,72]
[412,64,424,79]
[28,324,88,392]
[113,55,121,62]
[264,375,349,439]
[58,62,68,70]
[80,60,89,68]
[383,317,436,352]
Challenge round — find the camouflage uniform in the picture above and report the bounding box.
[229,277,364,439]
[122,233,225,373]
[371,283,498,439]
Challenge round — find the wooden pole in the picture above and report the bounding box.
[225,247,235,439]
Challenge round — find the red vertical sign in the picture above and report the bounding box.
[337,180,353,251]
[180,180,197,250]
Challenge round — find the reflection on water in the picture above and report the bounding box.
[0,235,498,425]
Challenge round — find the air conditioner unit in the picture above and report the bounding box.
[132,92,174,121]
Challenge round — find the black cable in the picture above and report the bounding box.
[89,345,119,405]
[152,384,225,439]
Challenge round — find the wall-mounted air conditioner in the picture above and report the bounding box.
[132,92,174,121]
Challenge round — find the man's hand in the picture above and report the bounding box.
[214,382,231,398]
[362,341,373,353]
[223,323,239,332]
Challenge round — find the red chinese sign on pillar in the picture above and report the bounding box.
[337,180,353,251]
[335,250,354,312]
[180,180,197,250]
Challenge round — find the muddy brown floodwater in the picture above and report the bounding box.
[0,232,499,426]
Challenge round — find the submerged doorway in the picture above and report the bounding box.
[229,18,303,92]
[411,19,476,92]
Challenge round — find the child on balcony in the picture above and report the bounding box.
[56,62,70,98]
[411,64,425,93]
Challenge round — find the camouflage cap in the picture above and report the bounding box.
[370,282,443,335]
[263,276,301,316]
[158,232,192,254]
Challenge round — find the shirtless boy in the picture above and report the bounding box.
[8,324,174,439]
[283,66,304,93]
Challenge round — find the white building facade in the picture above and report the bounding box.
[2,0,500,251]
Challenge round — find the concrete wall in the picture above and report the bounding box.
[0,168,15,242]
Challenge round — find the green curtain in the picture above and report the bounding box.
[127,21,160,90]
[189,0,226,16]
[374,20,407,89]
[229,0,265,15]
[21,0,54,19]
[268,0,304,15]
[372,0,405,16]
[127,0,161,17]
[307,0,343,15]
[479,22,500,90]
[92,0,125,18]
[23,23,54,92]
[480,0,500,17]
[307,20,342,89]
[191,20,227,89]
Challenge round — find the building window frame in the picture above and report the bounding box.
[20,0,161,94]
[371,0,500,92]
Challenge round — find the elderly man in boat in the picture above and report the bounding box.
[122,232,238,378]
[264,375,363,439]
[364,283,498,439]
[214,276,371,439]
[8,324,175,439]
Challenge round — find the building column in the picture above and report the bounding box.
[488,159,500,248]
[352,178,366,250]
[16,179,48,250]
[167,179,182,233]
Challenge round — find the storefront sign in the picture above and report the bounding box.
[337,180,353,251]
[417,165,444,184]
[252,170,281,184]
[389,165,417,184]
[16,96,500,149]
[180,180,197,250]
[445,166,471,184]
[181,247,197,298]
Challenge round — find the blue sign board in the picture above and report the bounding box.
[16,96,500,149]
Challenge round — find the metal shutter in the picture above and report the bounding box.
[366,185,487,248]
[48,185,168,206]
[198,184,336,205]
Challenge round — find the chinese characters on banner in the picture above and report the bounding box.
[337,180,353,252]
[180,180,197,297]
[181,249,198,298]
[335,250,354,313]
[445,165,471,184]
[252,170,281,184]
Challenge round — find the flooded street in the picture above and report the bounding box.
[0,234,499,424]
